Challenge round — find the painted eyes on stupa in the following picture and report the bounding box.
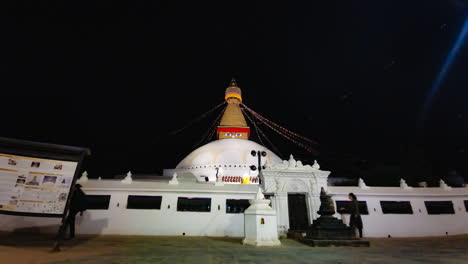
[224,133,242,137]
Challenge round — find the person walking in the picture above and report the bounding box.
[65,183,87,240]
[348,193,363,238]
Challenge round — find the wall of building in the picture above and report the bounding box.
[0,188,255,237]
[2,172,467,239]
[261,160,468,238]
[329,187,468,237]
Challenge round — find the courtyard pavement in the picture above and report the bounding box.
[1,232,467,264]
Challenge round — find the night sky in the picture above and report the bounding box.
[4,1,468,184]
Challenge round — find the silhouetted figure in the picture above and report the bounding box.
[65,184,87,240]
[348,193,363,238]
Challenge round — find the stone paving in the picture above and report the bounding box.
[1,232,468,264]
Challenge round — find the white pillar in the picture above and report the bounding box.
[306,192,320,222]
[274,192,289,235]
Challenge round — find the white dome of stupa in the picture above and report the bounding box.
[175,139,282,181]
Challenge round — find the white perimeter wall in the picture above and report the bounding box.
[330,193,468,237]
[0,189,255,237]
[2,186,467,238]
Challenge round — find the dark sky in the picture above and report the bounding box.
[3,1,468,181]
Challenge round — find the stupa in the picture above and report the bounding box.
[173,79,282,182]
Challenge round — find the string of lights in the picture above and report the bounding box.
[204,105,227,143]
[170,101,226,135]
[260,118,317,153]
[241,107,265,146]
[242,105,317,153]
[244,104,316,145]
[241,108,283,159]
[241,103,317,145]
[205,108,225,142]
[193,105,227,149]
[255,121,284,159]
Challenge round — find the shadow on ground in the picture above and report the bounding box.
[0,231,98,250]
[1,234,468,264]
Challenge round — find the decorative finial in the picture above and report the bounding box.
[255,188,265,200]
[169,172,179,185]
[288,154,296,168]
[312,160,320,170]
[121,171,133,184]
[296,160,303,167]
[78,171,88,183]
[400,178,412,189]
[229,77,238,87]
[358,178,370,189]
[439,179,452,190]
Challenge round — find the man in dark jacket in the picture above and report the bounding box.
[348,193,363,238]
[65,184,87,240]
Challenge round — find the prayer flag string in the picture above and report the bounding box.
[193,104,227,149]
[241,108,284,159]
[170,101,226,135]
[241,103,317,144]
[241,105,317,153]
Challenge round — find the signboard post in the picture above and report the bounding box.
[0,137,90,252]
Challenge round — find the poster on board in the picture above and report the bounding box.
[0,153,78,216]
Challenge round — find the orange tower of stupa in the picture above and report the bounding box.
[216,79,250,140]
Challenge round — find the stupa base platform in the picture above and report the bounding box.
[301,238,369,247]
[288,230,370,247]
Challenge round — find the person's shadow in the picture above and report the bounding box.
[0,212,109,249]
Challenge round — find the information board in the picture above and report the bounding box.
[0,153,78,216]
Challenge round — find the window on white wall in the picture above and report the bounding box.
[226,199,250,213]
[335,200,369,215]
[424,201,455,215]
[464,200,468,212]
[127,195,162,209]
[177,197,211,212]
[86,195,111,210]
[380,201,413,214]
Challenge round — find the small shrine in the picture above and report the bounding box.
[302,188,369,247]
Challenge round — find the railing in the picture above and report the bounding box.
[217,176,259,184]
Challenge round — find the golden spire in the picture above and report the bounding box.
[217,78,250,140]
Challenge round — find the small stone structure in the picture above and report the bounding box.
[77,171,89,183]
[168,172,179,185]
[121,171,133,184]
[302,188,369,247]
[243,188,281,246]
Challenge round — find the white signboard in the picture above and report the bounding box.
[0,153,78,216]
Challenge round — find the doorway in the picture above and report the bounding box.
[288,193,309,230]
